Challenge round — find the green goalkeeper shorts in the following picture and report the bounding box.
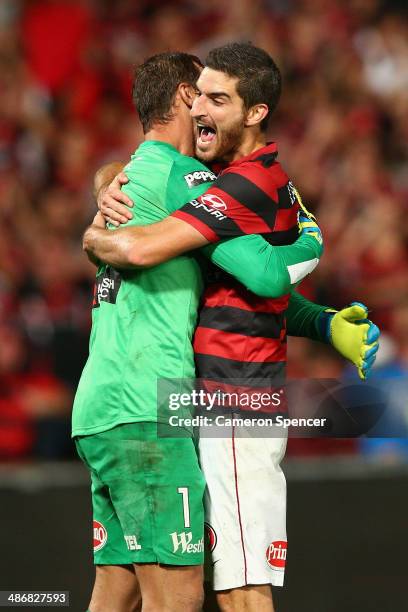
[75,422,205,566]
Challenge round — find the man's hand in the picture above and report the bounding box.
[98,171,134,227]
[324,302,380,380]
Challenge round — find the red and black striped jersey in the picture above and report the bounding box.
[172,143,301,386]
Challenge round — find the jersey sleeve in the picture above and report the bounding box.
[286,290,329,342]
[171,166,279,243]
[201,233,322,298]
[165,159,217,214]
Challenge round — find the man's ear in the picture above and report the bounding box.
[245,104,269,128]
[178,83,197,109]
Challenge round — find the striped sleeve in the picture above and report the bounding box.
[171,166,279,242]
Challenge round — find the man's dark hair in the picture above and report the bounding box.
[133,52,203,133]
[205,43,281,131]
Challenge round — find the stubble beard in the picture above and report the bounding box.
[195,116,246,164]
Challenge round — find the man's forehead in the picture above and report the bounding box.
[197,67,238,94]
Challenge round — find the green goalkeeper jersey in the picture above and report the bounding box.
[72,141,217,436]
[72,140,323,437]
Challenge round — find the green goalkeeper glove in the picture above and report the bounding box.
[320,302,380,380]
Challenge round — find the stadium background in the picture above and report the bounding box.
[0,0,407,610]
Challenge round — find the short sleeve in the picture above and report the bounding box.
[171,166,279,243]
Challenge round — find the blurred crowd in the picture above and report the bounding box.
[0,0,407,460]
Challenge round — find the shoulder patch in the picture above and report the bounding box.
[183,169,217,188]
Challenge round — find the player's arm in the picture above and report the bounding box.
[202,226,322,299]
[83,215,210,269]
[286,291,380,380]
[84,210,322,281]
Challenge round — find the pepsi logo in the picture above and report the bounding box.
[93,520,107,552]
[201,194,227,211]
[266,540,287,570]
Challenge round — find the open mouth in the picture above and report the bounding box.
[197,123,217,145]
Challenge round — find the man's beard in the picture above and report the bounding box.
[195,116,246,163]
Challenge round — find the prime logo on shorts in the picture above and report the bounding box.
[184,170,217,188]
[93,520,107,552]
[170,531,204,554]
[92,266,122,308]
[266,540,287,570]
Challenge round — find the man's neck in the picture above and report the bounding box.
[229,131,267,162]
[145,116,194,157]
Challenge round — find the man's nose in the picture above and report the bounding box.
[191,95,205,118]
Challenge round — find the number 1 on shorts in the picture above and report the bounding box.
[177,487,190,528]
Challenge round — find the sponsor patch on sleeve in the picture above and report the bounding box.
[183,170,217,188]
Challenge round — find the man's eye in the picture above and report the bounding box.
[212,99,223,106]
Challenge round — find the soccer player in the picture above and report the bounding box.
[85,44,379,612]
[74,51,325,612]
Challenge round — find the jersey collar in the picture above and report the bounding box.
[227,142,278,167]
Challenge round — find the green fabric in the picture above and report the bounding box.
[72,141,212,436]
[205,233,322,298]
[76,423,205,565]
[286,290,328,342]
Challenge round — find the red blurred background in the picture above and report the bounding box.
[0,0,407,460]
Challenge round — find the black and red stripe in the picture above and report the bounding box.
[212,172,278,228]
[203,282,290,314]
[198,306,284,339]
[194,353,286,384]
[179,143,301,384]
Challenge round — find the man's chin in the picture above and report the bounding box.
[195,145,218,163]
